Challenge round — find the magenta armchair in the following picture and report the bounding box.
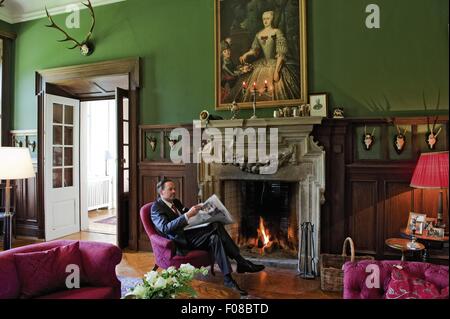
[343,260,448,299]
[0,240,122,299]
[140,202,214,274]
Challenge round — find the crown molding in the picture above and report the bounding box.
[1,0,126,24]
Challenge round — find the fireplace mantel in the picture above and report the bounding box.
[197,117,326,275]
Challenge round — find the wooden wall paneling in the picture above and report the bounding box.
[349,180,378,255]
[383,181,413,256]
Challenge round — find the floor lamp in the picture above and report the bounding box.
[410,151,449,246]
[0,147,35,250]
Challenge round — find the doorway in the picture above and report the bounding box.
[36,58,140,249]
[81,99,117,236]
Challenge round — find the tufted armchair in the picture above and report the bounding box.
[343,260,448,299]
[140,202,215,274]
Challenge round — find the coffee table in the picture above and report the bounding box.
[385,238,425,261]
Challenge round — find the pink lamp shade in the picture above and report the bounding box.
[410,151,449,189]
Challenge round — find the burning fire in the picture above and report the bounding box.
[257,217,271,254]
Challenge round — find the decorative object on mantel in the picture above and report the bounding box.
[146,135,158,152]
[362,125,376,151]
[423,91,442,150]
[309,93,328,118]
[224,144,295,175]
[332,107,344,118]
[393,125,408,154]
[45,0,96,56]
[241,81,269,120]
[229,101,240,120]
[199,110,223,125]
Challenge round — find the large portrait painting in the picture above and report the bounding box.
[215,0,308,110]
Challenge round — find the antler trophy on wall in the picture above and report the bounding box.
[45,0,96,56]
[423,91,442,150]
[393,125,408,155]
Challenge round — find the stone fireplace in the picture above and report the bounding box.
[197,117,325,275]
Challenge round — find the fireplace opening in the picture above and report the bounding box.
[224,181,298,261]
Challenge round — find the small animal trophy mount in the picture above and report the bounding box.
[332,107,344,119]
[363,126,376,151]
[229,101,240,120]
[393,125,407,154]
[165,134,179,150]
[146,135,157,152]
[45,0,96,56]
[426,116,442,150]
[13,137,23,147]
[423,91,442,150]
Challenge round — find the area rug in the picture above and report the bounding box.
[94,216,117,225]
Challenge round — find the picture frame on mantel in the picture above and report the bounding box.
[214,0,308,110]
[309,93,328,118]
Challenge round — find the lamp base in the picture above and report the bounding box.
[407,241,420,250]
[3,213,14,250]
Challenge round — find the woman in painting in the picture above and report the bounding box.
[239,10,299,102]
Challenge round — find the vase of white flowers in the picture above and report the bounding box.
[123,263,209,299]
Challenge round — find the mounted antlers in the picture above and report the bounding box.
[45,0,96,56]
[363,125,376,150]
[423,91,442,149]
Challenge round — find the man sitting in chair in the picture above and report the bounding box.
[151,178,265,295]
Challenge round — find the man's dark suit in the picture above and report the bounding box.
[151,198,240,275]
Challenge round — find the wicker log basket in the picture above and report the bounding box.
[320,237,375,292]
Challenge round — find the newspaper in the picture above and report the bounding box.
[184,194,234,230]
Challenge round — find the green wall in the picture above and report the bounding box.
[0,19,13,32]
[7,0,450,129]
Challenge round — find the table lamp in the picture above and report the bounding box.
[410,151,449,230]
[0,147,35,250]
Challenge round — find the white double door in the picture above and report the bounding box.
[44,94,80,241]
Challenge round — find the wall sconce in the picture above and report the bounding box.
[26,139,37,153]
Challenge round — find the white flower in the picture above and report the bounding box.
[166,266,177,274]
[145,271,159,285]
[171,277,180,288]
[200,267,209,276]
[153,277,167,289]
[131,284,147,299]
[179,263,195,274]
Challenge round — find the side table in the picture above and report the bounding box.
[400,228,449,262]
[385,238,425,261]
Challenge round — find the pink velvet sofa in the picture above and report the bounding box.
[0,240,122,299]
[343,260,448,299]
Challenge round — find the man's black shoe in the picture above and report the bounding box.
[236,260,265,273]
[224,279,248,296]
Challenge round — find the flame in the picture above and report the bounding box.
[258,217,270,247]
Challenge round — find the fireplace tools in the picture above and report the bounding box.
[298,222,317,279]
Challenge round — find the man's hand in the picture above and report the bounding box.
[186,204,203,219]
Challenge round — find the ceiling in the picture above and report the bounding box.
[0,0,125,24]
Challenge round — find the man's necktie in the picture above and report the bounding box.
[171,204,180,216]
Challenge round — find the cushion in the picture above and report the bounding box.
[385,267,444,299]
[14,242,84,299]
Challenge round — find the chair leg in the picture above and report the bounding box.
[152,264,159,271]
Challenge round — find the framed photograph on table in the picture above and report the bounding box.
[214,0,308,110]
[309,93,328,117]
[407,212,427,234]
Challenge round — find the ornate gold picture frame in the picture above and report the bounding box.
[215,0,308,110]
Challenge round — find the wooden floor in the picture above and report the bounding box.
[2,232,341,299]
